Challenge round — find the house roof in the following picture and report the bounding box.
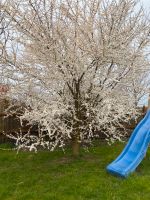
[0,84,9,94]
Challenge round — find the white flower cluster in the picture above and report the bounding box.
[1,0,150,153]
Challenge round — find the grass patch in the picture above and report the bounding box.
[0,142,150,199]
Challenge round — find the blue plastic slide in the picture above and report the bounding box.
[106,110,150,177]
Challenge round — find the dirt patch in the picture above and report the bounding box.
[53,156,74,164]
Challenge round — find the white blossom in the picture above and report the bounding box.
[1,0,150,154]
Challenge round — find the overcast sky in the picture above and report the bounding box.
[137,0,150,106]
[142,0,150,10]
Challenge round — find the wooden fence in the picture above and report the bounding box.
[0,99,21,143]
[0,98,147,143]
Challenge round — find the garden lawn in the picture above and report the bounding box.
[0,142,150,200]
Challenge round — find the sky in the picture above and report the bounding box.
[142,0,150,6]
[142,0,150,10]
[138,0,150,106]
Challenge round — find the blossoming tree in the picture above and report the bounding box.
[1,0,150,155]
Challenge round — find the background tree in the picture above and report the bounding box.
[1,0,150,155]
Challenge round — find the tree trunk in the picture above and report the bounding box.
[72,136,80,157]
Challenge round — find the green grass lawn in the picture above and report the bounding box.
[0,142,150,200]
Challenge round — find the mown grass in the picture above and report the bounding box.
[0,142,150,200]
